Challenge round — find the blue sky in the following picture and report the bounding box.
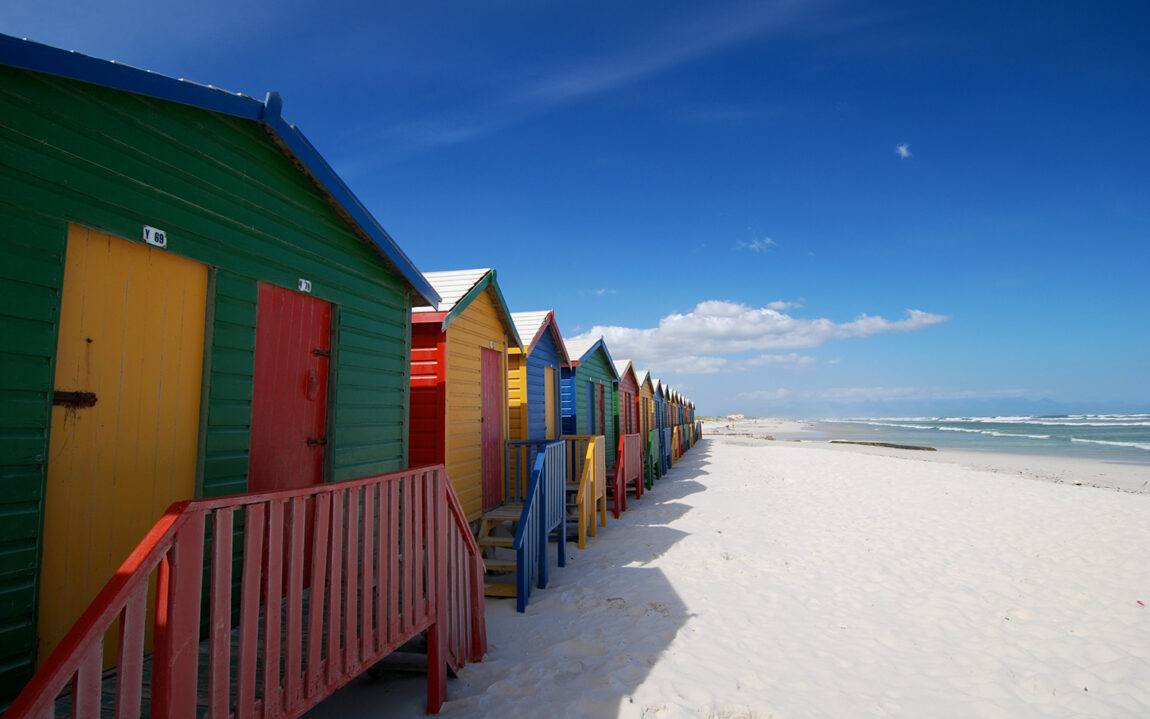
[6,1,1148,417]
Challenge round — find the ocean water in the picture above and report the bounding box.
[816,414,1150,464]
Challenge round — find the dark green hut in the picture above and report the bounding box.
[560,336,620,469]
[0,34,438,701]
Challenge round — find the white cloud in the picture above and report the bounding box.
[738,388,791,400]
[569,300,949,371]
[578,288,617,296]
[736,237,775,252]
[657,352,819,375]
[896,143,912,159]
[767,300,803,311]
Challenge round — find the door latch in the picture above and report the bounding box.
[54,390,98,408]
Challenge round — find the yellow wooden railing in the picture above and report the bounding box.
[562,435,606,549]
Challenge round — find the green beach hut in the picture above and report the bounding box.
[0,35,439,700]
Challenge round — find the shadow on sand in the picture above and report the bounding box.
[306,440,717,718]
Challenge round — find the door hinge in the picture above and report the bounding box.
[306,437,327,447]
[313,348,330,357]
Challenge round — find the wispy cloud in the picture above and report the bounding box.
[395,1,820,149]
[895,142,912,159]
[578,288,617,297]
[519,2,808,105]
[658,352,819,375]
[569,300,949,372]
[739,388,792,400]
[736,236,776,252]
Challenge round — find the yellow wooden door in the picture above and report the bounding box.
[39,225,207,665]
[544,366,557,440]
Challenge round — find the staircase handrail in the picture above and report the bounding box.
[4,465,483,718]
[504,440,538,503]
[441,474,489,668]
[566,435,606,549]
[611,433,643,517]
[511,452,545,613]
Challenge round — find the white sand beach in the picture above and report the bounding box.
[309,428,1150,718]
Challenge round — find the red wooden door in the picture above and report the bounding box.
[597,384,605,437]
[249,282,332,492]
[480,347,502,511]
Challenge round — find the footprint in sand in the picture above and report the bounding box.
[648,602,671,617]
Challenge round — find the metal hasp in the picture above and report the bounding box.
[52,390,97,408]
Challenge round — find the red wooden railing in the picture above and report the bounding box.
[611,433,643,518]
[5,465,485,719]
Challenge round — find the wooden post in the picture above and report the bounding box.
[151,512,205,719]
[427,472,449,713]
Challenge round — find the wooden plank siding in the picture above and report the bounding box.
[507,351,528,441]
[0,61,424,699]
[409,322,447,468]
[613,361,639,436]
[508,313,566,442]
[0,206,67,696]
[637,371,654,451]
[523,329,563,441]
[560,340,619,470]
[443,292,509,521]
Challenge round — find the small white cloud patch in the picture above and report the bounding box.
[767,300,803,311]
[896,143,912,159]
[736,237,775,252]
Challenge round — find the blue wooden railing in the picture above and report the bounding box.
[508,440,566,612]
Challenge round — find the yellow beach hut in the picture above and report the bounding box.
[409,269,523,521]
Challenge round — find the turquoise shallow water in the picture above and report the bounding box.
[815,414,1150,464]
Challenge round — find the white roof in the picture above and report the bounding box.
[612,359,634,381]
[413,269,491,313]
[563,335,601,362]
[511,310,551,349]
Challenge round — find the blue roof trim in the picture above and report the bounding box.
[0,33,440,308]
[259,95,439,306]
[0,34,264,120]
[533,311,571,367]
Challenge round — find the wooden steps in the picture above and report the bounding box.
[478,503,523,597]
[478,535,513,548]
[484,583,517,598]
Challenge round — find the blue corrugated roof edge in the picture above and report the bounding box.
[0,33,440,309]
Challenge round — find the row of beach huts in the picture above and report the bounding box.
[0,35,701,716]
